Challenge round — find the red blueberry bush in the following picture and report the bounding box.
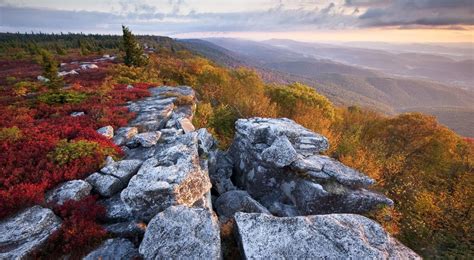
[0,70,149,218]
[33,196,108,258]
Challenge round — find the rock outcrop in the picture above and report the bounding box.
[1,85,419,259]
[139,206,221,259]
[121,132,212,221]
[45,180,92,205]
[234,212,420,259]
[229,117,393,216]
[0,206,61,259]
[86,158,142,197]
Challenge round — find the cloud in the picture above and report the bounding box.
[0,0,472,34]
[0,4,359,34]
[355,0,474,27]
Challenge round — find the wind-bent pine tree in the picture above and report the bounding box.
[122,25,148,67]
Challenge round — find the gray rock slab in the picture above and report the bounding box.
[100,159,142,183]
[45,180,92,205]
[229,117,392,216]
[234,212,420,259]
[178,118,195,133]
[121,133,212,221]
[0,206,61,259]
[139,206,221,259]
[86,172,123,197]
[128,131,161,148]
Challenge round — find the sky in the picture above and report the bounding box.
[0,0,473,43]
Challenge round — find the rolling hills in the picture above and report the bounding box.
[180,38,474,137]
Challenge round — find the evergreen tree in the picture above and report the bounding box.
[78,39,91,56]
[122,25,148,67]
[54,43,67,55]
[39,49,63,91]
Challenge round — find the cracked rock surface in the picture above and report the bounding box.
[229,117,393,216]
[139,206,221,259]
[121,132,212,221]
[0,206,61,259]
[234,212,420,259]
[45,179,92,205]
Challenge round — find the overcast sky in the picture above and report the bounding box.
[1,0,473,42]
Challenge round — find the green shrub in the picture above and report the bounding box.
[48,139,116,165]
[111,64,160,84]
[209,104,238,148]
[38,91,87,105]
[193,102,213,129]
[38,49,63,91]
[0,126,22,142]
[13,81,41,96]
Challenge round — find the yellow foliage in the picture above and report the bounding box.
[49,139,118,165]
[0,126,22,142]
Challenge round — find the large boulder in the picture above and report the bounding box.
[234,212,420,259]
[229,117,392,216]
[99,194,132,222]
[121,132,212,221]
[86,172,123,197]
[45,180,92,205]
[84,238,139,260]
[139,206,221,259]
[0,206,61,259]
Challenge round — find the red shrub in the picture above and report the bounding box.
[0,73,151,219]
[0,57,153,257]
[33,196,107,258]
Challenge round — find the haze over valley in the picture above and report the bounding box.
[181,38,474,137]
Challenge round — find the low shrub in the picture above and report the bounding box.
[0,126,22,142]
[33,196,107,258]
[38,91,87,105]
[13,81,42,96]
[48,139,117,165]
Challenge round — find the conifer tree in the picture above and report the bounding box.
[122,25,148,67]
[39,49,63,91]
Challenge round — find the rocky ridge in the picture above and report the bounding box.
[0,85,420,259]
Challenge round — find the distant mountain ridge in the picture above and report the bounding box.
[263,39,474,89]
[179,38,474,137]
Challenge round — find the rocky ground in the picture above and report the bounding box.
[0,85,420,259]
